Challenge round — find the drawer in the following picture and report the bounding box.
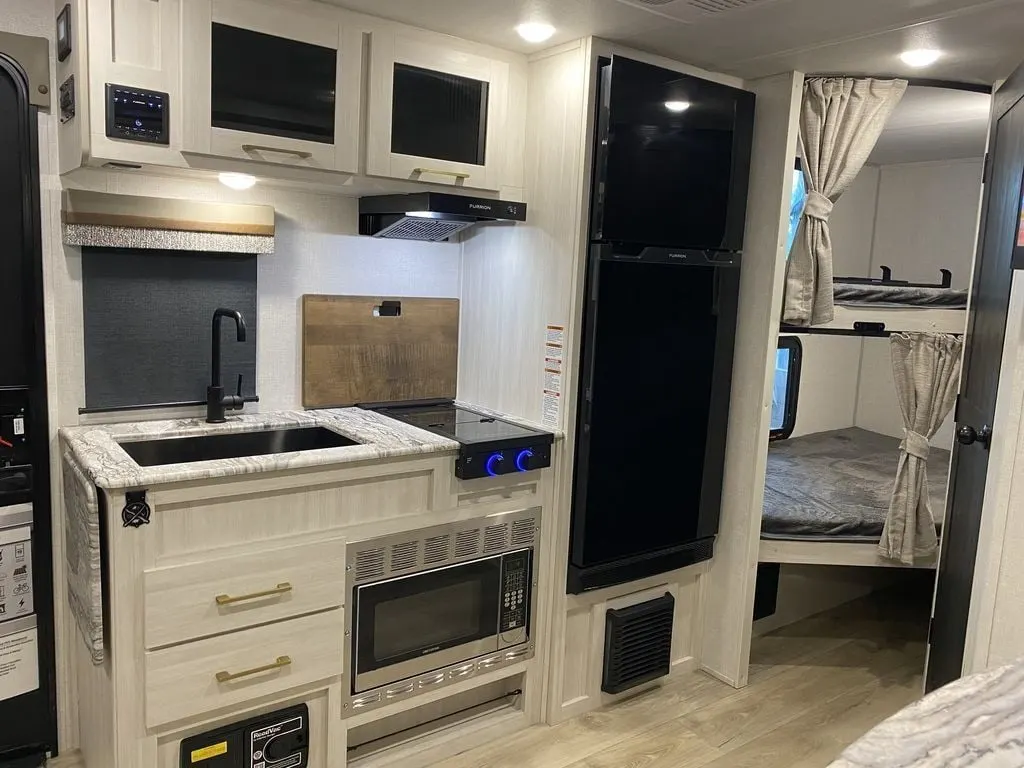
[145,608,344,728]
[144,536,345,649]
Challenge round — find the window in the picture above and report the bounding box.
[786,160,807,258]
[770,336,802,440]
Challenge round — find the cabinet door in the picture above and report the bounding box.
[367,30,510,191]
[182,0,361,173]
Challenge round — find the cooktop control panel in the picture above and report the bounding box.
[457,442,552,480]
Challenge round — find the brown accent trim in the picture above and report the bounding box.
[61,210,275,236]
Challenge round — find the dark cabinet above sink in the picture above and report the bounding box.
[119,427,360,467]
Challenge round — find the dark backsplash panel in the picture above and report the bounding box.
[82,248,258,411]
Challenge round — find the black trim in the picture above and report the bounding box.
[567,538,715,594]
[0,51,57,755]
[770,336,802,441]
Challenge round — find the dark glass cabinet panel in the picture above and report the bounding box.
[211,23,337,144]
[0,74,29,387]
[391,63,488,165]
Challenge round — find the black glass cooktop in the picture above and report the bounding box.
[365,401,542,445]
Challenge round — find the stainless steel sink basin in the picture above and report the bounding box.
[119,427,360,467]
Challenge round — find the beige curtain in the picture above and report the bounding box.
[880,333,963,564]
[783,77,908,326]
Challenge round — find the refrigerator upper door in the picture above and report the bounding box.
[591,56,755,252]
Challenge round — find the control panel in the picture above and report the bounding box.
[180,703,308,768]
[105,84,169,144]
[456,443,552,480]
[0,391,32,506]
[499,549,531,637]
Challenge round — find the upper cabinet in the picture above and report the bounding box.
[366,29,522,192]
[181,0,362,173]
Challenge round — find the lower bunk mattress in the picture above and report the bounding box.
[762,427,951,542]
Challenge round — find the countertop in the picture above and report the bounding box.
[60,408,460,489]
[830,658,1024,767]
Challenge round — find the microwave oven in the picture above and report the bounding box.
[345,509,539,714]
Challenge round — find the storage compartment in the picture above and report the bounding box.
[144,609,343,727]
[143,536,346,649]
[182,0,362,172]
[366,29,514,191]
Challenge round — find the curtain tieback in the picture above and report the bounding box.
[901,430,931,460]
[803,190,834,222]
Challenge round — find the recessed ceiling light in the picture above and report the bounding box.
[218,172,256,190]
[516,22,555,44]
[665,101,691,113]
[900,49,942,68]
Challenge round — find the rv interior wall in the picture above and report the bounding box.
[699,71,803,689]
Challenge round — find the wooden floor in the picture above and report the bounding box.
[433,589,929,768]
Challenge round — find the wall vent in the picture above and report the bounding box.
[602,593,675,694]
[424,534,451,565]
[455,529,481,559]
[689,0,766,12]
[390,540,419,572]
[354,548,385,581]
[511,517,537,547]
[483,523,510,553]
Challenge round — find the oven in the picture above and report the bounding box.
[346,509,539,712]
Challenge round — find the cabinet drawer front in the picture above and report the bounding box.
[144,537,345,649]
[145,609,343,728]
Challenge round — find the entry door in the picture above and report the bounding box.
[927,63,1024,692]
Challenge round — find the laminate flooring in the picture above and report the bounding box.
[433,588,929,768]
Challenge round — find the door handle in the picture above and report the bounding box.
[413,167,471,180]
[241,144,313,159]
[215,582,293,606]
[215,655,291,683]
[957,424,992,449]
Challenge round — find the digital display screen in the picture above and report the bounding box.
[106,84,169,144]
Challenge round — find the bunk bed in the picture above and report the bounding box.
[762,268,963,568]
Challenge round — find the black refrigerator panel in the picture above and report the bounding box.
[591,56,755,253]
[0,51,57,761]
[568,247,740,593]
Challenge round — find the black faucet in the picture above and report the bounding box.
[207,308,247,424]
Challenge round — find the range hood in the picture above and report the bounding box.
[359,192,527,242]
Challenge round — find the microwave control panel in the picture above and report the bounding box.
[499,549,531,636]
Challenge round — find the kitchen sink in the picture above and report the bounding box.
[119,427,360,467]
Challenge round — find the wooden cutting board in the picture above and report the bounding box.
[302,295,459,408]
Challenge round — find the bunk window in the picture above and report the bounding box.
[786,161,807,257]
[770,336,802,441]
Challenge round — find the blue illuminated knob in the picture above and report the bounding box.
[485,453,505,477]
[515,449,535,472]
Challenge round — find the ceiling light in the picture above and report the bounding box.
[900,49,942,68]
[218,172,256,190]
[665,101,691,113]
[516,22,555,44]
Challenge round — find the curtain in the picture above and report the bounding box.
[880,333,963,564]
[783,77,908,326]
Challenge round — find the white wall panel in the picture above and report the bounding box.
[829,167,879,279]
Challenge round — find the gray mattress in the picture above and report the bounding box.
[833,283,968,308]
[762,427,951,542]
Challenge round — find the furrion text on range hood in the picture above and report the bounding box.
[358,192,527,242]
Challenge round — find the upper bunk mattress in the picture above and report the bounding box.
[833,283,968,309]
[762,427,951,542]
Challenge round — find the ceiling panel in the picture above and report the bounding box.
[868,86,990,164]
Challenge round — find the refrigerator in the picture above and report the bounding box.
[0,49,59,764]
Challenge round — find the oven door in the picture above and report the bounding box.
[353,554,502,693]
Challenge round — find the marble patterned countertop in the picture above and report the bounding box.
[60,408,460,489]
[830,659,1024,767]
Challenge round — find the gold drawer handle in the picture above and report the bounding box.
[413,167,471,180]
[216,655,292,684]
[241,143,313,159]
[215,582,292,606]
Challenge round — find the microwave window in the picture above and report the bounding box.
[373,580,484,662]
[211,23,336,144]
[391,63,488,165]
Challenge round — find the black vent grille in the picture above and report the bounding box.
[602,593,674,695]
